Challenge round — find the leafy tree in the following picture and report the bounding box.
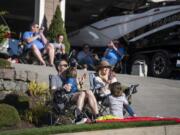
[47,5,70,53]
[0,11,10,45]
[0,25,9,45]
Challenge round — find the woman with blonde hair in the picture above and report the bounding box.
[94,60,117,96]
[94,60,136,117]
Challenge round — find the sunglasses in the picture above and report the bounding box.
[59,64,68,67]
[101,66,111,68]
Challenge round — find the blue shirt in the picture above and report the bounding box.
[66,77,78,93]
[23,31,44,49]
[103,48,125,66]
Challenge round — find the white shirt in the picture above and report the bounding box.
[53,42,65,53]
[108,94,128,118]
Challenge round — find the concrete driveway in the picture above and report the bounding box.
[116,74,180,118]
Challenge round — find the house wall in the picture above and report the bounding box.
[44,0,60,27]
[0,0,64,36]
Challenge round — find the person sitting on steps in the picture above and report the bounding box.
[77,44,99,70]
[101,39,125,69]
[23,22,55,66]
[53,34,67,61]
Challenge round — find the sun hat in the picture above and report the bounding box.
[96,60,112,70]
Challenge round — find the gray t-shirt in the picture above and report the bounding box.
[106,94,128,118]
[50,75,63,90]
[53,43,65,54]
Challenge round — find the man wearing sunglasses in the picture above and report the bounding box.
[23,22,55,66]
[51,59,99,124]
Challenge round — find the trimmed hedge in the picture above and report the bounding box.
[2,94,29,115]
[0,104,21,128]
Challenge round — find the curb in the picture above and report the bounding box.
[55,125,180,135]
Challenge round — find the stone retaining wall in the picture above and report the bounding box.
[0,68,39,99]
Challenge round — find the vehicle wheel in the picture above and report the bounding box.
[129,54,149,74]
[151,52,172,78]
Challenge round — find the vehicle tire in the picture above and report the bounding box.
[151,52,172,78]
[129,54,149,75]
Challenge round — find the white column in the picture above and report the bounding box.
[60,0,66,23]
[34,0,45,26]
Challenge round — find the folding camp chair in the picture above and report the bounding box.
[89,72,139,116]
[89,72,110,115]
[48,74,75,125]
[124,84,139,104]
[49,74,91,124]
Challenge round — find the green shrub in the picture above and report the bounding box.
[0,25,9,45]
[2,94,29,115]
[0,58,11,68]
[0,11,9,45]
[0,103,21,128]
[28,81,49,97]
[25,103,51,126]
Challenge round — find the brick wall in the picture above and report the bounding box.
[44,0,60,27]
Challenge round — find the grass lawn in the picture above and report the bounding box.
[0,121,178,135]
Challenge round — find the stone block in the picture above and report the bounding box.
[26,71,38,82]
[0,70,3,78]
[15,70,27,81]
[0,68,15,80]
[15,81,28,93]
[0,91,12,100]
[3,81,16,91]
[0,79,4,90]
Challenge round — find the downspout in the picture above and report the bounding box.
[60,0,66,23]
[34,0,45,27]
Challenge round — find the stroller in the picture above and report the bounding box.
[50,88,76,125]
[53,88,70,115]
[51,87,92,125]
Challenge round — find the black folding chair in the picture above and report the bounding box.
[49,74,92,124]
[89,72,139,116]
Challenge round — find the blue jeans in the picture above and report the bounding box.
[124,104,135,116]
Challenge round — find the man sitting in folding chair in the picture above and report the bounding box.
[50,59,99,124]
[89,60,137,116]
